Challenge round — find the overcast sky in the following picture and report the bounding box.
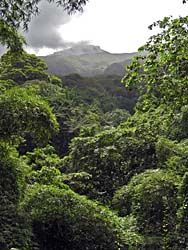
[24,0,188,55]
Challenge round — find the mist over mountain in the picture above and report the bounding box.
[41,44,137,77]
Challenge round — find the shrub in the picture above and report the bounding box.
[64,129,156,203]
[112,169,180,249]
[0,145,31,250]
[22,183,142,250]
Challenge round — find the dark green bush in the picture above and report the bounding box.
[22,183,142,250]
[176,172,188,249]
[0,87,58,144]
[64,129,156,203]
[112,169,180,249]
[0,145,31,250]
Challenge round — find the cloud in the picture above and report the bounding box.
[24,0,73,50]
[0,45,6,56]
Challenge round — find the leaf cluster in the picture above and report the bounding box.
[21,182,142,250]
[0,86,58,144]
[123,16,188,113]
[0,0,88,30]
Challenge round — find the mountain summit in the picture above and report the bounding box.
[54,44,105,56]
[41,44,137,77]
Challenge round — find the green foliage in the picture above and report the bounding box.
[121,107,171,140]
[27,80,96,155]
[122,16,188,144]
[170,105,188,140]
[0,51,63,155]
[113,169,180,249]
[64,128,156,202]
[0,50,49,84]
[1,4,188,249]
[48,75,62,86]
[123,16,188,112]
[102,108,131,127]
[23,78,133,156]
[0,80,15,94]
[26,166,69,191]
[0,144,31,250]
[62,171,93,195]
[118,14,188,249]
[22,183,142,250]
[0,50,135,157]
[0,86,58,144]
[63,74,137,114]
[24,145,63,171]
[0,0,89,30]
[176,172,188,249]
[0,20,26,51]
[155,138,188,175]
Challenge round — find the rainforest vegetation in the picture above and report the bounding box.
[1,0,188,250]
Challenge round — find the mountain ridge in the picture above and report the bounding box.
[41,44,137,77]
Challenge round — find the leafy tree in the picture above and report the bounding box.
[0,0,88,51]
[23,80,97,155]
[121,16,188,143]
[112,169,180,249]
[123,16,188,112]
[102,108,130,128]
[176,172,188,249]
[23,77,133,156]
[21,181,142,250]
[0,50,61,153]
[62,74,137,114]
[24,145,63,171]
[0,144,32,250]
[63,127,156,203]
[0,0,89,30]
[0,20,26,51]
[0,50,50,84]
[0,86,58,144]
[155,137,188,176]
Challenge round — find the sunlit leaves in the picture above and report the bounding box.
[0,86,58,144]
[113,169,180,248]
[21,183,142,250]
[0,19,26,51]
[65,127,156,202]
[0,50,49,84]
[123,16,188,112]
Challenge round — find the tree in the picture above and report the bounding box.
[0,0,89,30]
[0,20,26,51]
[0,144,32,250]
[121,16,188,141]
[176,172,188,249]
[123,16,188,112]
[0,86,58,144]
[63,127,156,203]
[0,0,89,51]
[0,50,49,84]
[21,171,142,250]
[112,169,180,249]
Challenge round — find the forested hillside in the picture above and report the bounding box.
[1,1,188,250]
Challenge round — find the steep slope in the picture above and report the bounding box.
[41,44,137,77]
[103,58,132,76]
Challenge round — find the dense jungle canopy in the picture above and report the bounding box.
[1,0,188,250]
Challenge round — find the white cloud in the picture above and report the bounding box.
[58,0,188,53]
